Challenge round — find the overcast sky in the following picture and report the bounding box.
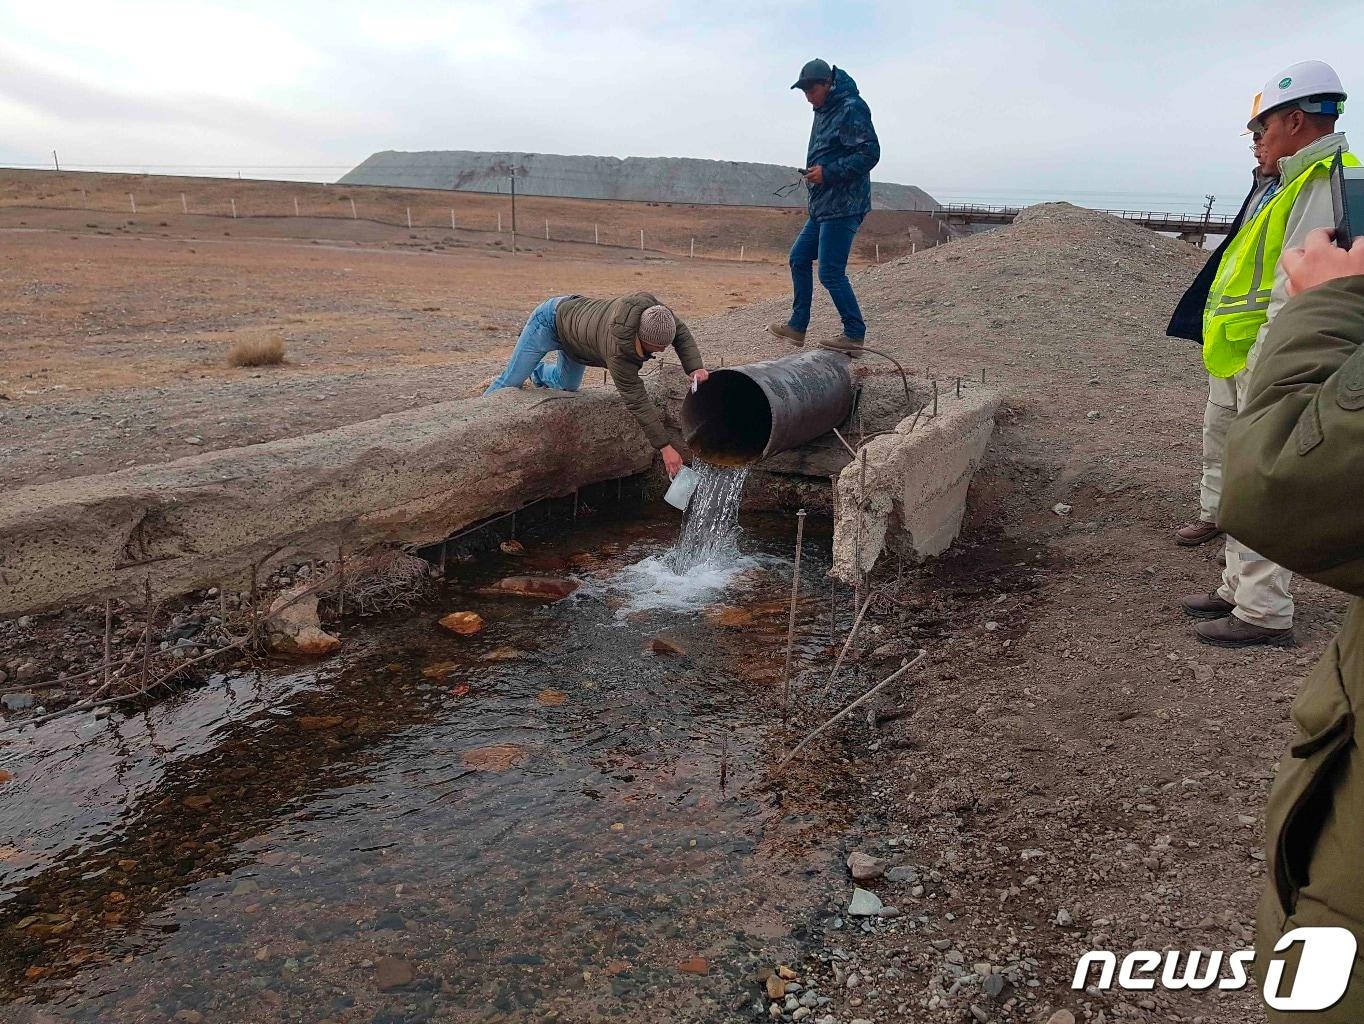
[2,1,1361,213]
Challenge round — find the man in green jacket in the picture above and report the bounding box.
[1222,228,1364,1020]
[484,293,709,477]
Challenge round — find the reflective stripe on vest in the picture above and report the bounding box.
[1202,149,1360,377]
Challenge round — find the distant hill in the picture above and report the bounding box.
[339,150,938,211]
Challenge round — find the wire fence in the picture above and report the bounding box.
[0,166,951,265]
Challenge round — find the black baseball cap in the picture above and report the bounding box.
[791,58,833,89]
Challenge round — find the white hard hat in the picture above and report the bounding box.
[1247,60,1347,130]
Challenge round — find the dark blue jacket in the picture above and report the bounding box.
[805,67,880,222]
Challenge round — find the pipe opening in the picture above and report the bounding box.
[681,370,773,466]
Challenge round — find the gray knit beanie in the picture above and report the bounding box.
[638,304,677,349]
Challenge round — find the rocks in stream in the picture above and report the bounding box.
[647,635,687,657]
[477,576,578,601]
[438,611,484,635]
[265,585,340,657]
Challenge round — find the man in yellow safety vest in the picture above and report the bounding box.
[1168,60,1353,647]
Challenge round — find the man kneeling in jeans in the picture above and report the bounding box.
[483,292,709,478]
[769,58,881,358]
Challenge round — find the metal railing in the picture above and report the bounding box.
[933,202,1237,229]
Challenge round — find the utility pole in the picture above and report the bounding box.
[1201,194,1216,250]
[509,174,517,255]
[52,150,59,171]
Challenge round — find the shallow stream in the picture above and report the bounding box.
[0,503,846,1023]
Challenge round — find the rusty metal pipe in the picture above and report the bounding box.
[680,350,854,466]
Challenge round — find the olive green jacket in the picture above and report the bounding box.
[555,293,704,449]
[1222,275,1364,1019]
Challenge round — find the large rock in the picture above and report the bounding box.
[266,585,341,657]
[0,371,686,615]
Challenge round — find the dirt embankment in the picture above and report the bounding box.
[697,204,1341,1023]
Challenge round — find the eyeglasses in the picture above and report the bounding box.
[773,177,805,198]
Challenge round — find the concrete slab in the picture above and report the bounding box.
[0,371,687,615]
[831,384,1000,584]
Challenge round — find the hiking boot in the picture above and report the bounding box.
[820,335,865,359]
[1180,592,1237,620]
[1175,521,1223,546]
[768,322,806,347]
[1194,615,1295,648]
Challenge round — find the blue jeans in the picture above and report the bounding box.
[483,295,586,394]
[788,214,866,340]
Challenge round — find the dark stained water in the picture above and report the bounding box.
[0,508,845,1024]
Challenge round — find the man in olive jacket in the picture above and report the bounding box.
[484,292,708,477]
[1222,228,1364,1019]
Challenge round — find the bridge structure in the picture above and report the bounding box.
[934,203,1238,246]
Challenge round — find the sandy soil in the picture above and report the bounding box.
[0,182,793,487]
[696,204,1341,1024]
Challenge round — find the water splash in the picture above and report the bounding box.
[607,461,757,614]
[666,461,751,574]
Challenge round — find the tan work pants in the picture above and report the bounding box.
[1204,367,1295,628]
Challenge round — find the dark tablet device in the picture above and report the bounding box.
[1330,149,1364,250]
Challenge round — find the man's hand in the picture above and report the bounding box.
[690,369,710,389]
[1282,227,1364,297]
[803,165,824,187]
[660,444,685,478]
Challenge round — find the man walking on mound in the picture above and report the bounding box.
[769,59,880,359]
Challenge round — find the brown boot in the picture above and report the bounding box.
[1175,521,1223,546]
[1180,592,1237,620]
[1193,615,1294,648]
[819,335,865,359]
[768,322,806,347]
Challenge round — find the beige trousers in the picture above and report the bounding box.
[1202,368,1295,628]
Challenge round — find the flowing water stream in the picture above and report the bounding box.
[0,501,845,1024]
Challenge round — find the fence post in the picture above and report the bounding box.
[450,209,456,230]
[875,243,880,263]
[498,212,503,232]
[594,224,599,245]
[406,207,412,229]
[349,197,357,219]
[230,198,237,219]
[294,197,300,217]
[129,193,136,214]
[690,238,694,258]
[739,244,745,262]
[545,219,549,240]
[639,228,644,251]
[181,193,187,214]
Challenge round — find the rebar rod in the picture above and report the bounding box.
[781,509,808,726]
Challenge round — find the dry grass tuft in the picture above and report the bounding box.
[227,337,286,367]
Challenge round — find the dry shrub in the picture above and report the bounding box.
[228,337,286,367]
[324,549,433,616]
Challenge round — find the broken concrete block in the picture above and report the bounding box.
[832,387,999,584]
[0,372,686,616]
